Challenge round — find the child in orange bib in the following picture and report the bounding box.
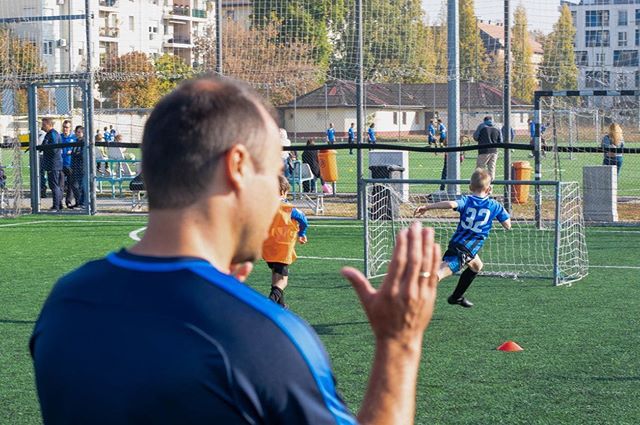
[262,176,308,307]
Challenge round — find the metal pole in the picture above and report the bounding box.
[27,84,39,213]
[503,0,512,211]
[85,0,96,215]
[362,180,369,277]
[356,0,364,220]
[324,83,329,129]
[293,87,297,144]
[397,82,401,142]
[446,0,461,194]
[82,81,91,215]
[534,93,542,229]
[216,0,223,75]
[553,181,561,286]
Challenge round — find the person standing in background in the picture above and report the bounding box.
[326,123,336,145]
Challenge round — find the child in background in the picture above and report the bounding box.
[262,175,308,308]
[415,168,511,308]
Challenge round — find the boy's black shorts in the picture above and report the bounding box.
[267,262,289,276]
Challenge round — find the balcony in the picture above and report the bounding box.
[192,9,207,19]
[99,26,120,40]
[163,6,208,21]
[164,36,192,47]
[99,0,119,9]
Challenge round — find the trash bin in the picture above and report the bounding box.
[318,150,338,182]
[511,161,533,204]
[369,165,405,220]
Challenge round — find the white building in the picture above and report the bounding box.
[568,0,640,90]
[4,0,215,75]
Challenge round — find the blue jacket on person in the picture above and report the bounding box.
[60,133,77,168]
[348,127,355,142]
[368,127,376,143]
[42,129,63,172]
[438,123,447,139]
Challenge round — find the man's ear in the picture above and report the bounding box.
[224,144,252,191]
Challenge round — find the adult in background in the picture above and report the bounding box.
[69,125,85,208]
[279,128,293,178]
[368,122,376,144]
[474,116,502,181]
[302,139,321,193]
[41,118,63,211]
[602,122,624,176]
[326,122,336,145]
[347,122,355,154]
[31,75,442,424]
[60,120,77,208]
[37,128,47,198]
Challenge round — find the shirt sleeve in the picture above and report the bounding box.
[494,201,510,223]
[291,208,308,237]
[454,196,467,212]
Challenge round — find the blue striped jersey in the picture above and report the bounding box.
[450,195,510,256]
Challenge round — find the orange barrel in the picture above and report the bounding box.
[318,150,338,182]
[511,161,533,204]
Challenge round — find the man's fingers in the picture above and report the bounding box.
[429,242,442,289]
[341,267,376,305]
[385,228,408,291]
[402,222,423,289]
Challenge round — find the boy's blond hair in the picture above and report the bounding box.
[278,175,291,195]
[469,168,492,192]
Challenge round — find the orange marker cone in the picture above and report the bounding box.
[497,341,523,352]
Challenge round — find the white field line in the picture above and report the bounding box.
[129,226,147,242]
[0,219,147,228]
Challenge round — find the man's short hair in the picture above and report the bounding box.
[470,168,492,192]
[483,116,492,122]
[142,75,277,209]
[75,125,84,132]
[42,117,53,126]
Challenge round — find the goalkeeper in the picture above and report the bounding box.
[414,168,511,307]
[262,175,308,308]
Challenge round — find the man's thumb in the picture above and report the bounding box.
[341,267,375,303]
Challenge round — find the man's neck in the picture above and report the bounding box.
[128,206,236,273]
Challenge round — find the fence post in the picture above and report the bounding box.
[28,83,39,213]
[356,0,364,220]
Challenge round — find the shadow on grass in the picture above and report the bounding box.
[312,320,369,335]
[0,318,36,325]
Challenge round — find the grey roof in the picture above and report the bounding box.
[280,80,527,109]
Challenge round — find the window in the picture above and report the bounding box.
[575,51,588,66]
[571,11,577,27]
[402,112,407,125]
[128,16,134,31]
[636,9,640,25]
[43,40,54,55]
[225,10,236,21]
[618,31,627,46]
[636,29,639,46]
[393,112,398,125]
[585,71,610,88]
[585,30,609,47]
[595,53,605,66]
[585,10,609,27]
[618,10,628,25]
[613,50,639,66]
[636,71,639,88]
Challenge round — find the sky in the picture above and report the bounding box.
[421,0,576,34]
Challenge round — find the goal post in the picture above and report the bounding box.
[363,178,588,286]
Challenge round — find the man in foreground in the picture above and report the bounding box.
[30,75,441,424]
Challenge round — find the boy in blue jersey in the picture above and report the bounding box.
[347,122,355,154]
[263,175,308,308]
[427,119,437,146]
[368,123,376,144]
[437,118,447,147]
[326,123,336,144]
[415,168,511,307]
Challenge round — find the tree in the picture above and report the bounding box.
[540,4,578,90]
[458,0,487,82]
[97,52,161,108]
[511,5,538,102]
[0,28,49,113]
[332,0,432,82]
[155,54,193,98]
[194,20,321,105]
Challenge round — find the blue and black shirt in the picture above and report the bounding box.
[30,250,357,424]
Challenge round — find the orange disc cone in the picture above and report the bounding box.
[497,341,523,352]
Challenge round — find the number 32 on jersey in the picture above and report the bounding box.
[460,207,490,233]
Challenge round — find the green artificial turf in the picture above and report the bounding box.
[0,216,639,424]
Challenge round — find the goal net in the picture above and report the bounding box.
[364,179,588,286]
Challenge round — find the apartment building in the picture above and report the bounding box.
[4,0,215,75]
[568,0,640,90]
